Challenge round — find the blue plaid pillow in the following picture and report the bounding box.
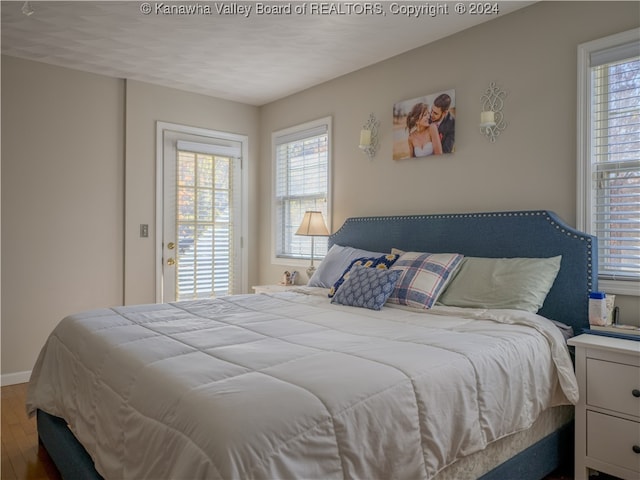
[331,265,402,310]
[328,253,400,298]
[387,252,464,309]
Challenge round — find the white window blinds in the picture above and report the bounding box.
[273,118,330,260]
[580,31,640,288]
[175,140,239,299]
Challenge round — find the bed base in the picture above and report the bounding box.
[37,410,105,480]
[479,421,573,480]
[37,409,572,480]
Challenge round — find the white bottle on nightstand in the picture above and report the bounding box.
[588,292,608,326]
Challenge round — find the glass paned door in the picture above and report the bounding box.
[161,128,242,302]
[174,151,234,300]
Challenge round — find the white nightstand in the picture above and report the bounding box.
[252,284,299,294]
[567,334,640,480]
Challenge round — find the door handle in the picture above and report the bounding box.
[167,242,176,250]
[167,258,175,266]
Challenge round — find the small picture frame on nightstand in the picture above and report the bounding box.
[280,270,298,286]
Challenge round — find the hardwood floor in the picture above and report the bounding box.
[0,382,610,480]
[1,383,60,480]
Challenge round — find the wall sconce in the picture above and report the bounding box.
[359,113,379,159]
[21,1,35,15]
[480,82,507,142]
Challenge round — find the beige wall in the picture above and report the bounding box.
[1,61,261,380]
[257,2,640,323]
[1,57,125,379]
[123,80,260,305]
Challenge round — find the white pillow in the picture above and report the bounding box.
[437,256,562,313]
[307,244,385,288]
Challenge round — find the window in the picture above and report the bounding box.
[577,30,640,295]
[273,117,331,262]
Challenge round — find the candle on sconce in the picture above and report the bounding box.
[359,129,371,147]
[480,111,495,126]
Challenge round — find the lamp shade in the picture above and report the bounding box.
[295,211,329,236]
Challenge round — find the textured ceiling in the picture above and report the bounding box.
[1,1,533,105]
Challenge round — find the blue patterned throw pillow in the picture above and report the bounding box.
[330,264,402,310]
[328,253,400,298]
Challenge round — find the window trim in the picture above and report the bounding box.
[577,29,640,296]
[271,116,332,267]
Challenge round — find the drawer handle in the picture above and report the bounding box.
[633,389,640,398]
[634,445,640,454]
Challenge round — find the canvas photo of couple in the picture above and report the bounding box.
[392,89,456,160]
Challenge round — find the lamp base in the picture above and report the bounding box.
[306,265,316,278]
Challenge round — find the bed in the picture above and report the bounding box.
[27,210,597,480]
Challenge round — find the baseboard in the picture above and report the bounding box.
[1,370,32,386]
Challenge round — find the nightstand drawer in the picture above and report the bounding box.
[587,411,640,473]
[587,358,640,418]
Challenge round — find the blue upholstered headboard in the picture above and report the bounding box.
[329,210,598,332]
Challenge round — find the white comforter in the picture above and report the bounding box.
[27,289,578,480]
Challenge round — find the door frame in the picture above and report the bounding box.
[155,121,249,303]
